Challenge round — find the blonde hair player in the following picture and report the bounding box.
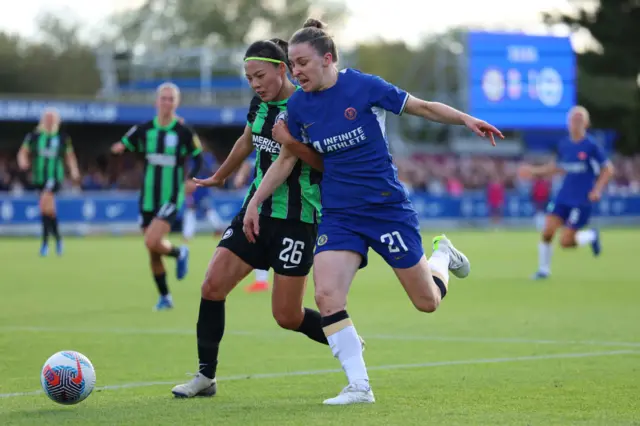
[17,108,80,256]
[519,105,614,279]
[111,82,204,310]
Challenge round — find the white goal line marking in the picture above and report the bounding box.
[2,325,640,348]
[0,349,637,399]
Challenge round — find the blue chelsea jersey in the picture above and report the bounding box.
[554,135,609,207]
[287,68,410,210]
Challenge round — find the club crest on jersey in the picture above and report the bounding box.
[344,107,357,120]
[578,151,587,160]
[164,133,178,148]
[275,111,288,123]
[317,234,328,246]
[222,228,233,240]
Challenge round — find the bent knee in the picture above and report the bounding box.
[144,234,161,252]
[411,294,440,313]
[272,309,303,330]
[559,238,575,248]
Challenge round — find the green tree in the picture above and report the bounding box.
[0,13,101,97]
[544,0,640,153]
[108,0,347,52]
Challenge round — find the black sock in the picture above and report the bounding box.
[321,310,350,328]
[153,273,169,297]
[167,246,181,258]
[197,298,225,379]
[41,216,50,244]
[433,276,447,298]
[50,216,60,241]
[296,308,328,345]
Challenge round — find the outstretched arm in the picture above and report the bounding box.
[193,125,253,187]
[242,146,298,243]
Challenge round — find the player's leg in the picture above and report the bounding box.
[246,269,270,293]
[268,219,327,344]
[313,222,374,405]
[182,207,197,243]
[533,204,565,279]
[172,220,262,398]
[270,274,327,344]
[314,249,374,405]
[144,206,189,281]
[559,205,600,255]
[38,182,61,256]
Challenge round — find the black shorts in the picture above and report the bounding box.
[37,179,60,194]
[139,203,179,229]
[218,214,317,277]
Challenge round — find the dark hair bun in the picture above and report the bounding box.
[303,18,326,30]
[269,38,289,52]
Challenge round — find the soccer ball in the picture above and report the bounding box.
[40,351,96,405]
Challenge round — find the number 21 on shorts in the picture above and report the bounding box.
[280,238,305,266]
[381,231,408,253]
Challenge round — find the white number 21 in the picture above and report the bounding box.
[380,231,408,253]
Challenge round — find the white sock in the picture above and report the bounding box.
[326,325,369,387]
[255,269,269,282]
[538,242,553,274]
[575,229,596,246]
[207,208,224,232]
[183,209,197,240]
[428,250,450,283]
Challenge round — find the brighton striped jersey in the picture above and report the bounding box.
[22,131,73,186]
[121,117,202,212]
[244,95,322,224]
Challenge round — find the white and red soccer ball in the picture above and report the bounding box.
[40,351,96,405]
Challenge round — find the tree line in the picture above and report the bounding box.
[1,0,638,152]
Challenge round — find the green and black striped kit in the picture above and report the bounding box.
[121,117,202,212]
[22,131,72,185]
[244,95,322,224]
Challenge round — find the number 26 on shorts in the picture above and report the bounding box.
[380,231,408,253]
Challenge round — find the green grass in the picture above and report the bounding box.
[1,230,639,425]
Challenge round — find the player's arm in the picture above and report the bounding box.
[63,136,81,182]
[112,125,142,154]
[243,145,297,242]
[526,161,563,178]
[17,133,32,171]
[248,145,297,208]
[193,126,253,187]
[272,122,323,172]
[590,145,615,200]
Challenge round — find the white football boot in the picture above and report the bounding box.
[171,373,217,398]
[432,234,470,278]
[323,383,375,405]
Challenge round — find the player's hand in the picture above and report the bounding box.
[272,120,293,146]
[463,116,504,146]
[243,199,260,243]
[588,189,602,202]
[111,142,126,154]
[192,174,225,188]
[18,159,30,171]
[518,164,534,180]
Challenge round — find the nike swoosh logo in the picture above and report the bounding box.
[303,123,315,129]
[282,264,297,269]
[71,355,83,385]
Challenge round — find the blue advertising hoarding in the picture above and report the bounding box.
[0,100,248,126]
[1,192,638,234]
[467,31,576,129]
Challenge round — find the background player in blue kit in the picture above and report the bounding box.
[519,106,614,280]
[243,18,503,405]
[182,148,226,242]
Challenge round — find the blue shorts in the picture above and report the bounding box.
[315,201,424,269]
[548,202,592,229]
